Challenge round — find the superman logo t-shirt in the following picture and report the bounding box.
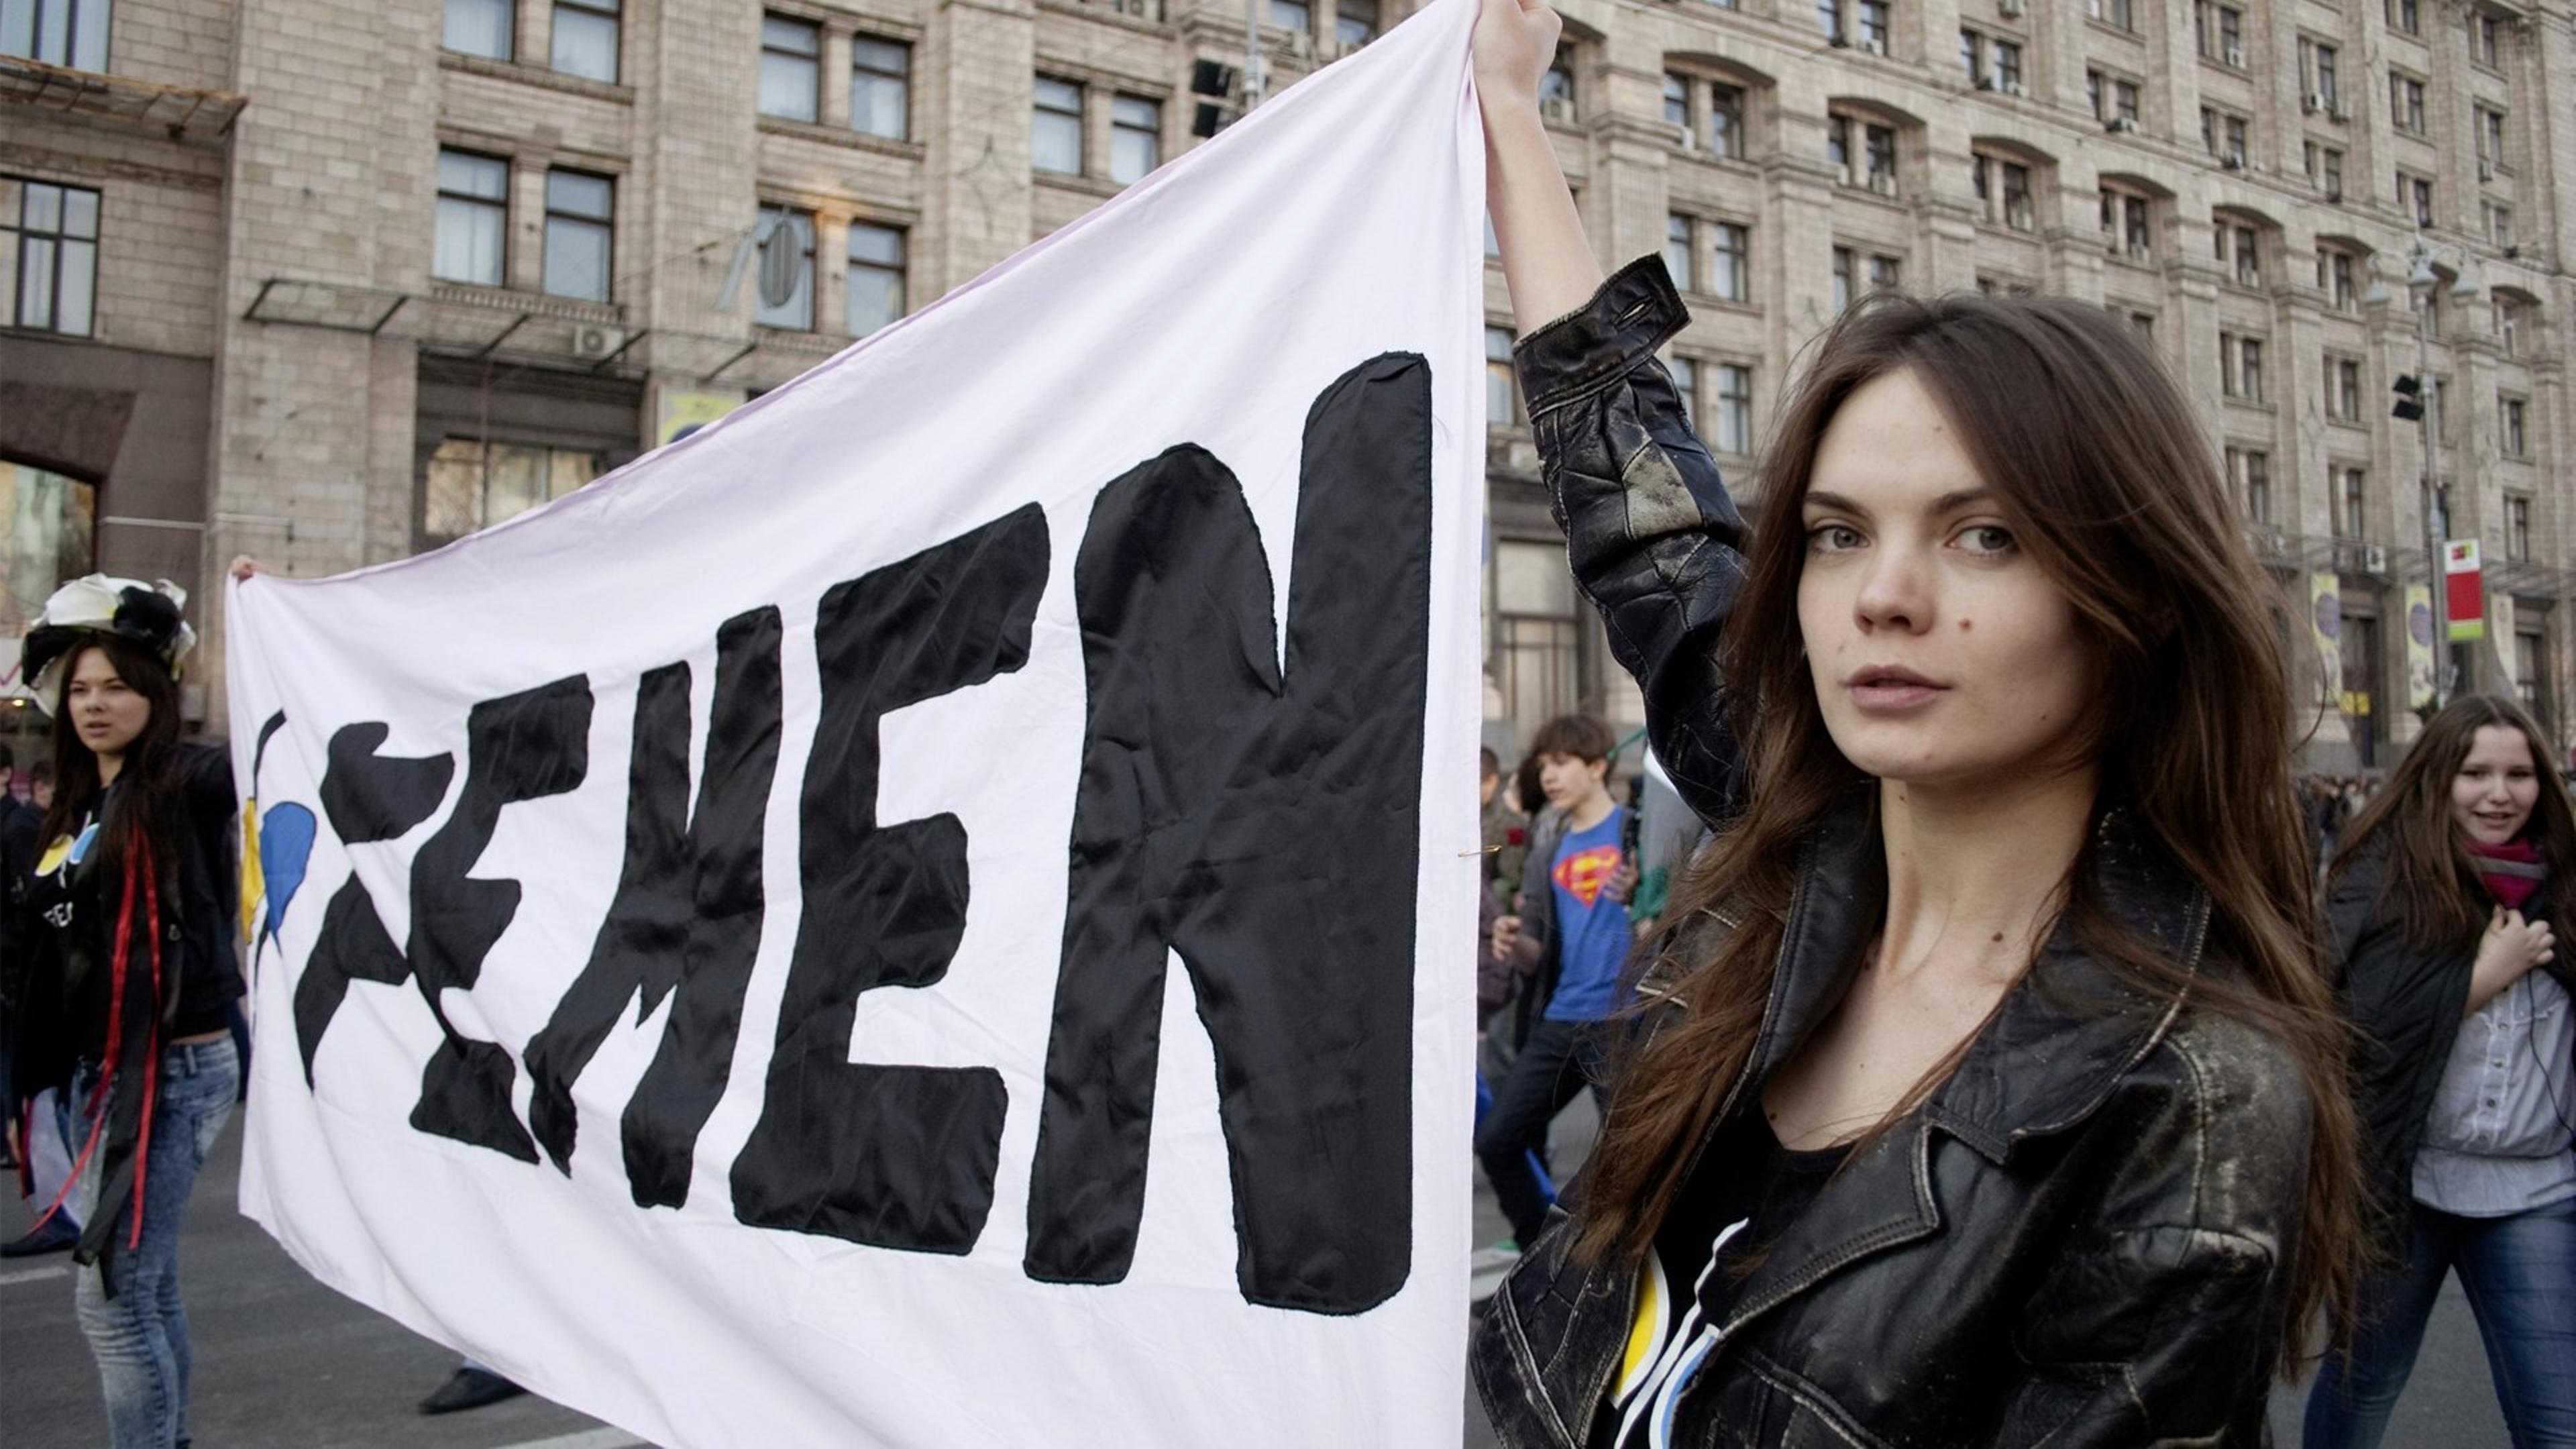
[1542,806,1630,1022]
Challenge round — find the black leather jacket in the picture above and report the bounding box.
[1469,259,2315,1448]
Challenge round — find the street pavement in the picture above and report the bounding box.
[3,1103,2516,1448]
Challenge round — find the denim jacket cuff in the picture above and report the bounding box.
[1510,255,1693,420]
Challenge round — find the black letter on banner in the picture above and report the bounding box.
[524,606,784,1207]
[730,504,1049,1251]
[405,677,593,1162]
[1023,354,1430,1313]
[294,724,455,1084]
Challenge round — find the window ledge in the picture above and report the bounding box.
[2084,18,2143,42]
[755,115,926,160]
[0,322,98,343]
[437,51,633,105]
[751,325,845,354]
[2326,415,2369,432]
[1035,0,1177,38]
[2222,396,2275,415]
[1035,170,1124,201]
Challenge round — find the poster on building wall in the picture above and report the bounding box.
[2310,571,2342,712]
[2404,583,2436,713]
[223,3,1484,1444]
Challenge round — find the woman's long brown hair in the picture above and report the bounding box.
[40,634,188,877]
[2329,693,2576,951]
[1573,291,2364,1374]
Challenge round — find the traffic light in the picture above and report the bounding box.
[1190,60,1239,138]
[2392,374,2423,422]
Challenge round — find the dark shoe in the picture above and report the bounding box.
[0,1219,78,1257]
[418,1366,526,1415]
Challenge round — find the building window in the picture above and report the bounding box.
[1664,214,1694,290]
[2515,633,2543,719]
[2386,0,2417,36]
[1972,155,2033,231]
[1864,123,1896,194]
[2196,3,2244,66]
[1666,353,1697,427]
[2098,186,2150,260]
[1487,325,1518,425]
[2500,395,2527,458]
[2220,331,2263,403]
[1714,364,1752,456]
[2200,107,2247,166]
[1854,0,1888,52]
[2329,356,2361,422]
[1,175,98,335]
[758,15,820,122]
[1538,51,1574,117]
[2434,483,2451,541]
[2,0,109,68]
[1708,83,1743,158]
[2473,9,2501,68]
[551,0,617,82]
[1493,539,1580,731]
[1334,0,1377,48]
[1032,75,1083,176]
[2475,106,2505,168]
[751,208,813,329]
[2089,0,2134,32]
[1269,0,1311,34]
[2310,145,2345,201]
[2506,496,2531,561]
[1993,40,2021,93]
[851,36,910,141]
[1868,252,1900,294]
[1831,245,1853,314]
[1,460,96,605]
[2389,72,2424,134]
[2339,468,2366,538]
[2484,203,2514,250]
[423,438,602,545]
[2229,447,2270,523]
[1817,0,1842,41]
[433,149,508,287]
[1709,221,1748,302]
[441,0,510,60]
[2300,38,2339,109]
[2317,248,2356,310]
[2399,171,2432,228]
[2497,297,2524,358]
[1109,95,1161,185]
[1663,72,1690,131]
[1960,27,1982,85]
[2218,222,2259,286]
[847,221,905,337]
[540,168,612,302]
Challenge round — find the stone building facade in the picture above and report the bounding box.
[3,0,2571,773]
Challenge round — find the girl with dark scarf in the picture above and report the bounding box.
[11,576,241,1449]
[2306,694,2576,1447]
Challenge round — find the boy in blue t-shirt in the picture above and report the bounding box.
[1478,713,1635,1253]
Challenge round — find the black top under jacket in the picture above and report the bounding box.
[1468,256,2316,1449]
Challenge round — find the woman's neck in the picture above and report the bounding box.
[95,751,124,787]
[1874,763,2098,986]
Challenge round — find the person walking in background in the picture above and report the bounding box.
[8,576,243,1449]
[2304,695,2576,1448]
[1477,713,1633,1255]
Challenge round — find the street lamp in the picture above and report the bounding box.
[2369,234,2481,710]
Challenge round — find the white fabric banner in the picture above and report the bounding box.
[224,2,1483,1442]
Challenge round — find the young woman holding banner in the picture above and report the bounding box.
[1465,0,2365,1442]
[2303,695,2575,1447]
[11,578,241,1449]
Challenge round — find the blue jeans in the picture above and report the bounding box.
[2303,1193,2576,1448]
[71,1036,239,1449]
[1474,1016,1610,1248]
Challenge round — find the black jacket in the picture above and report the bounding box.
[1468,258,2314,1448]
[7,741,241,1269]
[2327,839,2576,1246]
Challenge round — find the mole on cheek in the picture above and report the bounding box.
[1957,619,1973,631]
